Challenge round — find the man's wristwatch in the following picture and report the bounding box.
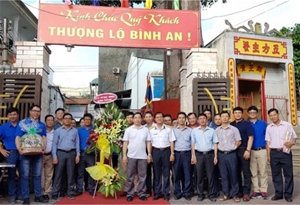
[148,154,152,157]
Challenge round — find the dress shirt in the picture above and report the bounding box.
[150,124,175,148]
[0,121,19,150]
[123,125,151,159]
[216,125,241,151]
[265,120,297,148]
[45,129,54,154]
[78,126,93,151]
[172,126,192,151]
[52,126,80,158]
[191,126,218,152]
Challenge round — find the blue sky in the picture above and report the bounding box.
[22,0,300,87]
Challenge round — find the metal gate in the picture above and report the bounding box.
[266,95,288,123]
[192,72,231,116]
[0,73,42,124]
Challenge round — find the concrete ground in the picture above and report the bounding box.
[0,176,299,204]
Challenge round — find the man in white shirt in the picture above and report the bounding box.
[123,112,152,202]
[150,112,175,201]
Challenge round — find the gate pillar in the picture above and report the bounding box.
[180,48,218,114]
[14,41,51,119]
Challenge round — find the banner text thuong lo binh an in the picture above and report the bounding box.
[38,3,200,49]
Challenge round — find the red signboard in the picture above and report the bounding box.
[93,93,118,104]
[38,3,200,49]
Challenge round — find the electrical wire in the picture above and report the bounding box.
[233,0,289,26]
[23,0,281,22]
[202,0,276,21]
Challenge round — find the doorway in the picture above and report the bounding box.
[238,79,266,120]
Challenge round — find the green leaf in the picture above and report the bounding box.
[109,185,115,197]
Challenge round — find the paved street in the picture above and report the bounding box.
[0,176,299,204]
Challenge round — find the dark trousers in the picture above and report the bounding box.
[112,153,118,169]
[76,153,95,193]
[196,152,215,198]
[212,164,220,196]
[237,148,251,195]
[270,150,294,199]
[190,164,196,194]
[152,147,171,196]
[218,152,239,197]
[7,150,21,200]
[52,150,76,196]
[174,151,191,197]
[146,162,153,194]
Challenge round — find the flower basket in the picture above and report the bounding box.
[20,132,44,155]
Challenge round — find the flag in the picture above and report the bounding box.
[174,0,179,10]
[121,0,129,8]
[145,0,152,9]
[145,73,153,110]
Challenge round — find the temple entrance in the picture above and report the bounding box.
[238,79,266,120]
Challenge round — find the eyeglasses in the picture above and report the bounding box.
[248,111,257,114]
[31,110,41,113]
[63,117,72,120]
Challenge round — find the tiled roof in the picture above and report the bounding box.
[65,98,91,105]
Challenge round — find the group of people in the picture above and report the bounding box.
[121,106,297,203]
[0,106,95,205]
[0,105,297,205]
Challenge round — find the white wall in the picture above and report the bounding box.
[124,53,163,109]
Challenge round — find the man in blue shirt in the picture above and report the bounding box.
[230,106,254,202]
[191,113,219,202]
[0,107,21,204]
[51,113,80,201]
[247,106,268,199]
[15,105,48,205]
[172,112,192,201]
[76,113,95,196]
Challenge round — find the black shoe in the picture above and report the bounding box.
[285,198,293,202]
[51,195,58,201]
[174,195,182,200]
[197,196,205,201]
[153,195,161,200]
[34,196,48,203]
[75,191,82,196]
[89,191,95,196]
[146,191,152,197]
[139,196,147,201]
[22,198,30,205]
[271,195,283,201]
[164,194,170,201]
[210,197,217,202]
[184,196,191,201]
[127,196,133,202]
[42,195,50,202]
[120,191,127,197]
[60,192,66,197]
[68,195,75,200]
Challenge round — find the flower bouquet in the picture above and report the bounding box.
[19,122,44,155]
[86,102,127,198]
[85,102,127,154]
[98,168,126,197]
